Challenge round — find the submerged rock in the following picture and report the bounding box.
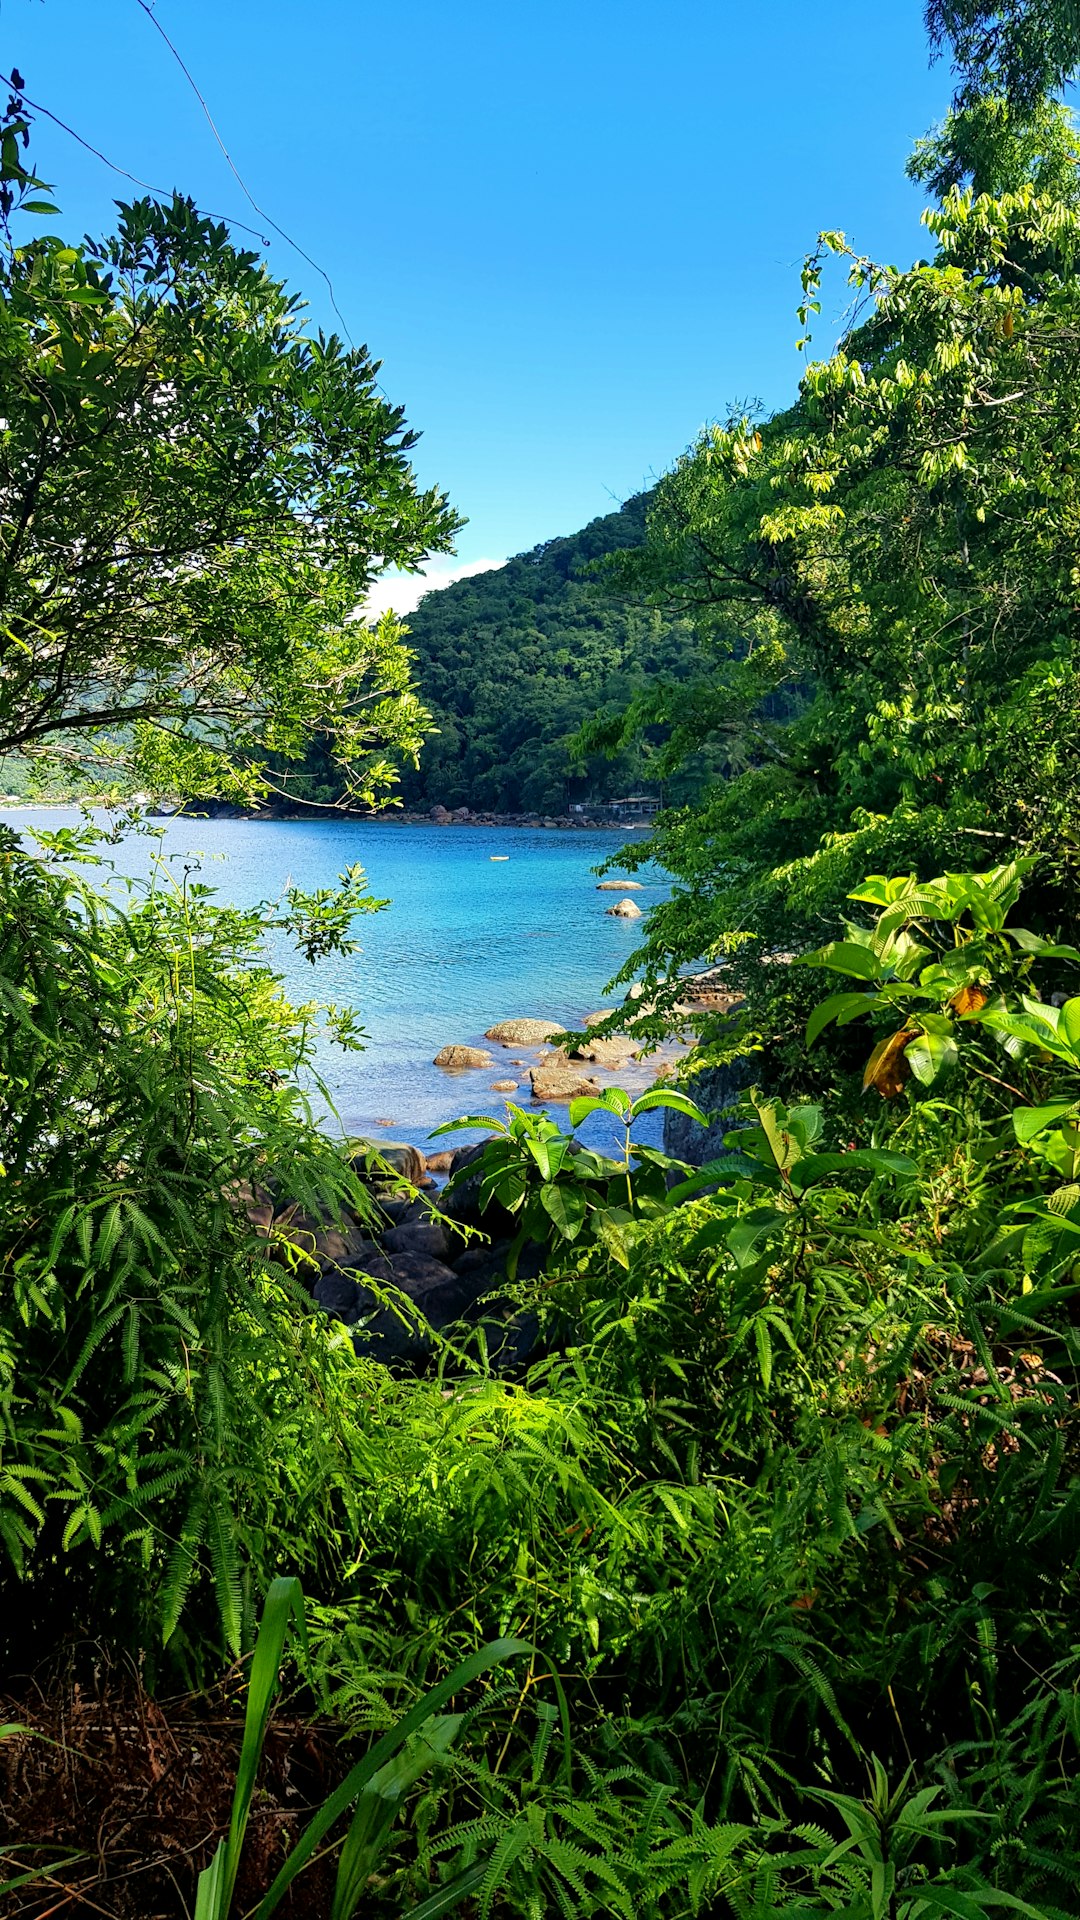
[596,879,643,890]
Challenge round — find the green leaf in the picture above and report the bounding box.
[800,939,884,981]
[806,991,875,1045]
[1012,1100,1078,1145]
[790,1149,918,1187]
[253,1635,546,1918]
[1059,997,1080,1053]
[538,1181,587,1240]
[628,1088,708,1125]
[195,1576,308,1920]
[905,1029,959,1085]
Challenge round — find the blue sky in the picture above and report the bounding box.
[6,0,951,599]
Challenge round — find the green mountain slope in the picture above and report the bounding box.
[394,493,715,815]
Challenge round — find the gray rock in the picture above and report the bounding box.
[346,1242,396,1283]
[596,879,643,890]
[312,1271,363,1323]
[383,1220,452,1260]
[439,1141,516,1237]
[386,1252,460,1295]
[606,898,643,919]
[661,1060,752,1167]
[312,1223,373,1273]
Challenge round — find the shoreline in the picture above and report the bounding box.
[1,799,655,833]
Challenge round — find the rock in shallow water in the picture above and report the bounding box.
[568,1035,638,1068]
[606,898,643,919]
[485,1018,566,1045]
[433,1044,494,1069]
[529,1064,601,1103]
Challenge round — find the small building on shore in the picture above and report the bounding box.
[574,794,661,822]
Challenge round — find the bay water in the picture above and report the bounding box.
[3,810,671,1155]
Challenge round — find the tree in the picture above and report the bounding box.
[926,0,1080,111]
[0,80,462,803]
[599,100,1080,1068]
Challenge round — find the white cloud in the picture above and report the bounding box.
[362,555,505,621]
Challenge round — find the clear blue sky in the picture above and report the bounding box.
[6,0,951,589]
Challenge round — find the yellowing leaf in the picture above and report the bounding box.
[950,983,989,1016]
[863,1029,914,1099]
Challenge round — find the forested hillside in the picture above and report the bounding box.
[391,495,717,815]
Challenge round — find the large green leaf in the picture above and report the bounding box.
[628,1088,709,1125]
[538,1180,587,1240]
[905,1029,959,1085]
[1012,1100,1078,1145]
[806,991,875,1045]
[801,939,884,981]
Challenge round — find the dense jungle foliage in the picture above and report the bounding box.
[390,499,718,817]
[4,3,1080,1916]
[288,497,721,818]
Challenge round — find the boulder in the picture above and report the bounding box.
[570,1036,638,1069]
[312,1223,374,1273]
[584,1010,614,1027]
[433,1044,494,1070]
[430,804,451,823]
[373,1194,428,1228]
[384,1252,460,1297]
[424,1150,455,1175]
[485,1019,567,1045]
[529,1065,601,1103]
[661,1059,752,1168]
[490,1079,518,1092]
[346,1241,397,1283]
[596,879,643,891]
[349,1138,427,1186]
[383,1219,453,1260]
[606,898,644,919]
[438,1141,516,1237]
[312,1271,363,1324]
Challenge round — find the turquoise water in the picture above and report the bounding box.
[3,811,670,1152]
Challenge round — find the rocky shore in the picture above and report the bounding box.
[251,977,746,1369]
[250,1135,544,1369]
[159,799,650,830]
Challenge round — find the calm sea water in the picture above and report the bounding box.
[3,810,671,1153]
